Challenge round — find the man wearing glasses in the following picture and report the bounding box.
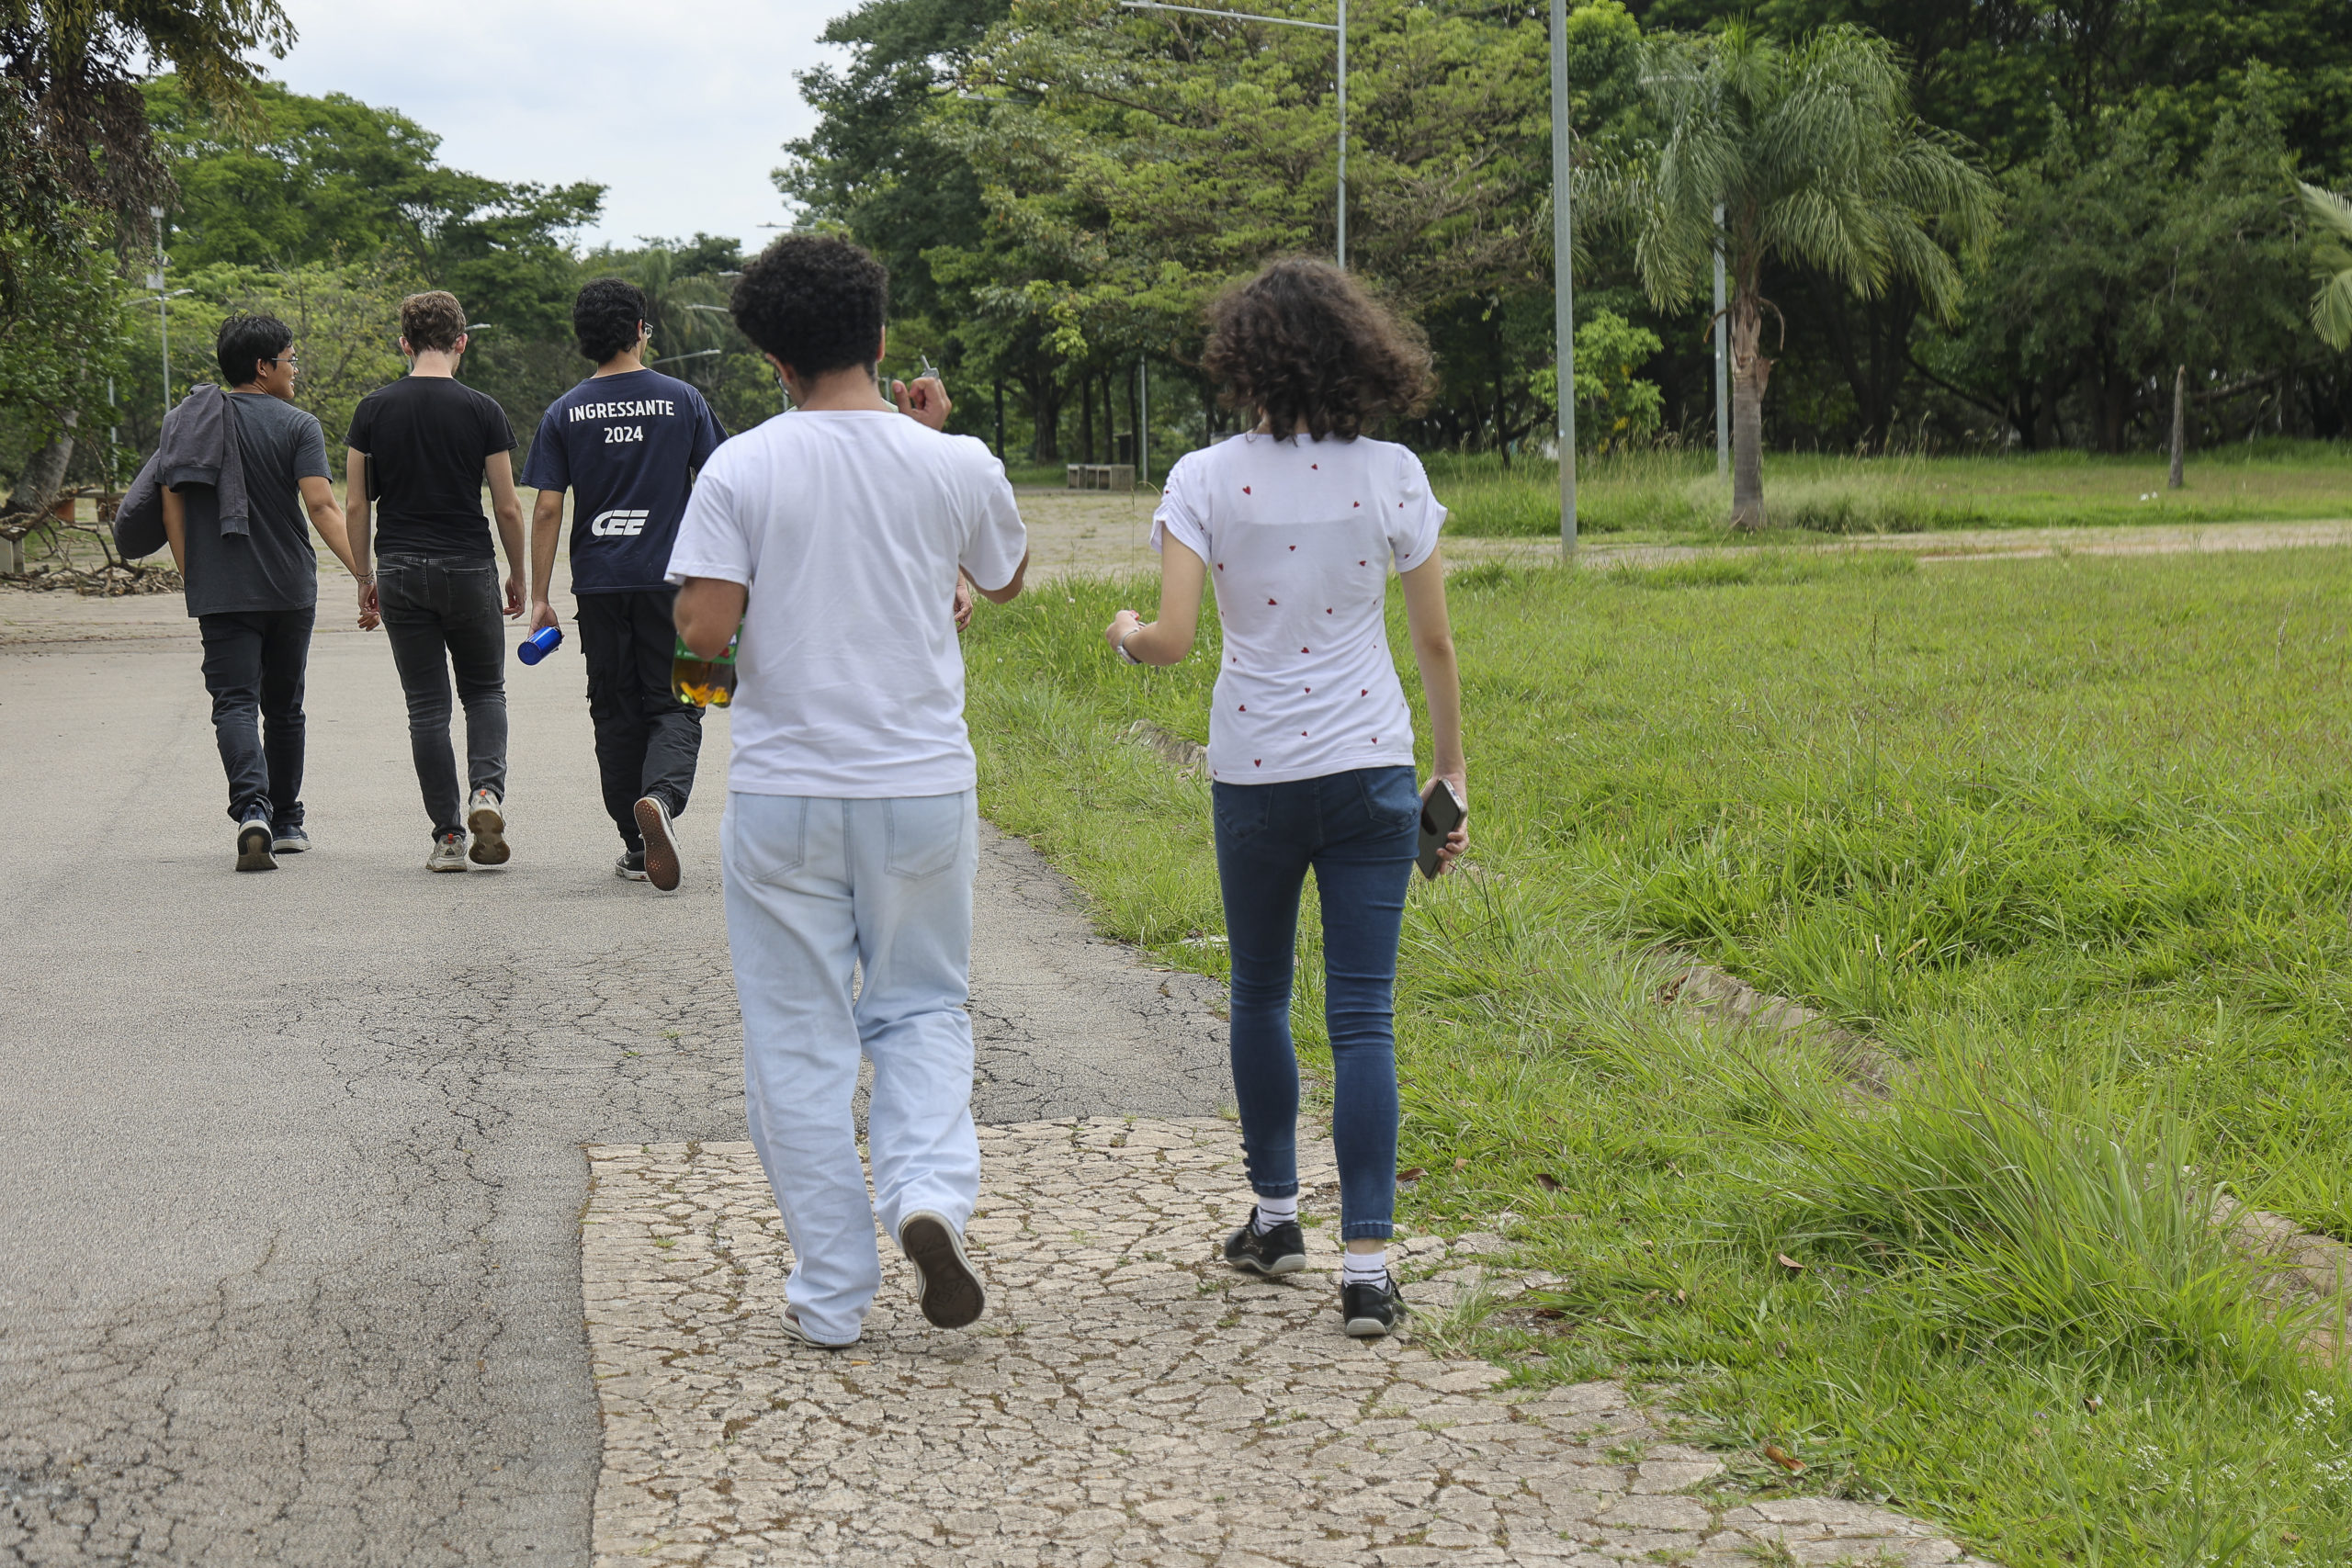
[159,313,369,871]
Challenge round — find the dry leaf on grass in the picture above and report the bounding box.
[1763,1444,1806,1474]
[1534,1173,1563,1191]
[1396,1168,1425,1182]
[1775,1253,1805,1273]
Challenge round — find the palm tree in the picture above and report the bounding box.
[2296,181,2352,348]
[1591,24,1998,529]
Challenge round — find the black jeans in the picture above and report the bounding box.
[377,554,508,840]
[578,589,705,849]
[197,606,314,829]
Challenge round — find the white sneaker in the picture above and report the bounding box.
[778,1305,858,1351]
[427,831,469,872]
[466,788,509,865]
[235,817,277,873]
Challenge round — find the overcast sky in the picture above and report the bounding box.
[266,0,849,252]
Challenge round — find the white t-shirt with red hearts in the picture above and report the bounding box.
[1149,432,1445,785]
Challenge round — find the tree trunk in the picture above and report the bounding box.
[2168,366,2186,489]
[1080,374,1095,465]
[1727,290,1770,531]
[4,414,78,530]
[1028,378,1062,462]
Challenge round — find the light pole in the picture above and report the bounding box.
[1548,0,1576,556]
[128,287,192,430]
[1119,0,1348,267]
[145,205,171,421]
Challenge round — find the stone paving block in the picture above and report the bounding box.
[583,1118,1996,1567]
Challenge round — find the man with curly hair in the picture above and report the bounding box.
[669,234,1028,1349]
[521,277,728,887]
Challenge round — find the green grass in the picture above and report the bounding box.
[1427,441,2352,540]
[966,549,2352,1567]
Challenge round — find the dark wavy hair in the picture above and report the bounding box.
[1202,259,1432,440]
[216,312,291,387]
[729,234,888,377]
[573,277,648,364]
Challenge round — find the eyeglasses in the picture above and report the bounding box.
[263,354,300,367]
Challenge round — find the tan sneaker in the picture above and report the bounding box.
[633,795,681,890]
[427,832,468,872]
[466,788,509,865]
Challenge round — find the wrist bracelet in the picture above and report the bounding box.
[1116,626,1144,665]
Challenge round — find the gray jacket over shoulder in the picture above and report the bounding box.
[112,384,253,559]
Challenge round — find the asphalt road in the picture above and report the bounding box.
[0,593,1228,1564]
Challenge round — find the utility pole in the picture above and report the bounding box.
[1713,204,1728,480]
[149,206,171,423]
[1548,0,1577,556]
[1336,0,1347,267]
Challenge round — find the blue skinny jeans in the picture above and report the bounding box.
[1212,764,1419,1241]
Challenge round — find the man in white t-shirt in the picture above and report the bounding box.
[670,235,1029,1349]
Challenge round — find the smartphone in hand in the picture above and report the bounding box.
[1417,778,1465,880]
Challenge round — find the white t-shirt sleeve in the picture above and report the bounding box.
[665,458,752,586]
[956,440,1028,592]
[1389,447,1446,573]
[1148,455,1211,563]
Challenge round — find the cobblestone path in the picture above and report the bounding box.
[582,1120,1991,1568]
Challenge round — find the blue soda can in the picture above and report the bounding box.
[518,625,563,665]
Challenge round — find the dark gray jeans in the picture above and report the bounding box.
[198,605,313,829]
[377,554,507,840]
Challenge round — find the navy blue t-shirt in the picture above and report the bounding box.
[520,368,726,593]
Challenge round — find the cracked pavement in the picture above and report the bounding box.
[581,1122,1992,1568]
[0,599,1225,1564]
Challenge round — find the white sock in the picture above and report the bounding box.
[1251,1194,1298,1232]
[1341,1249,1388,1286]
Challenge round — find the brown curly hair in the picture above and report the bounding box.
[1202,259,1432,440]
[400,290,468,355]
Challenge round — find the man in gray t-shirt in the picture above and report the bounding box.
[159,312,370,872]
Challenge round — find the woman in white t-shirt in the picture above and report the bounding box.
[1103,258,1467,1337]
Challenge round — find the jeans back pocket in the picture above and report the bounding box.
[726,794,808,885]
[885,792,971,879]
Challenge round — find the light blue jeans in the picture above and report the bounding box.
[721,789,982,1345]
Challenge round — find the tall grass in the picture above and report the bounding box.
[962,552,2352,1566]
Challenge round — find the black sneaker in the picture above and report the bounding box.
[899,1211,986,1328]
[616,850,648,881]
[271,823,310,854]
[1223,1207,1307,1276]
[235,817,277,873]
[1340,1272,1408,1338]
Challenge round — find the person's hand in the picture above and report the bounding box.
[357,577,380,632]
[1104,608,1143,656]
[892,375,952,432]
[503,572,525,618]
[1422,773,1469,875]
[530,597,560,636]
[954,576,975,633]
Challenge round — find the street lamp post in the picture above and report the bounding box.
[1119,0,1347,267]
[146,205,175,423]
[1548,0,1576,556]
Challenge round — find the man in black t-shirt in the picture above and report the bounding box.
[522,278,728,888]
[160,312,371,872]
[345,290,527,873]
